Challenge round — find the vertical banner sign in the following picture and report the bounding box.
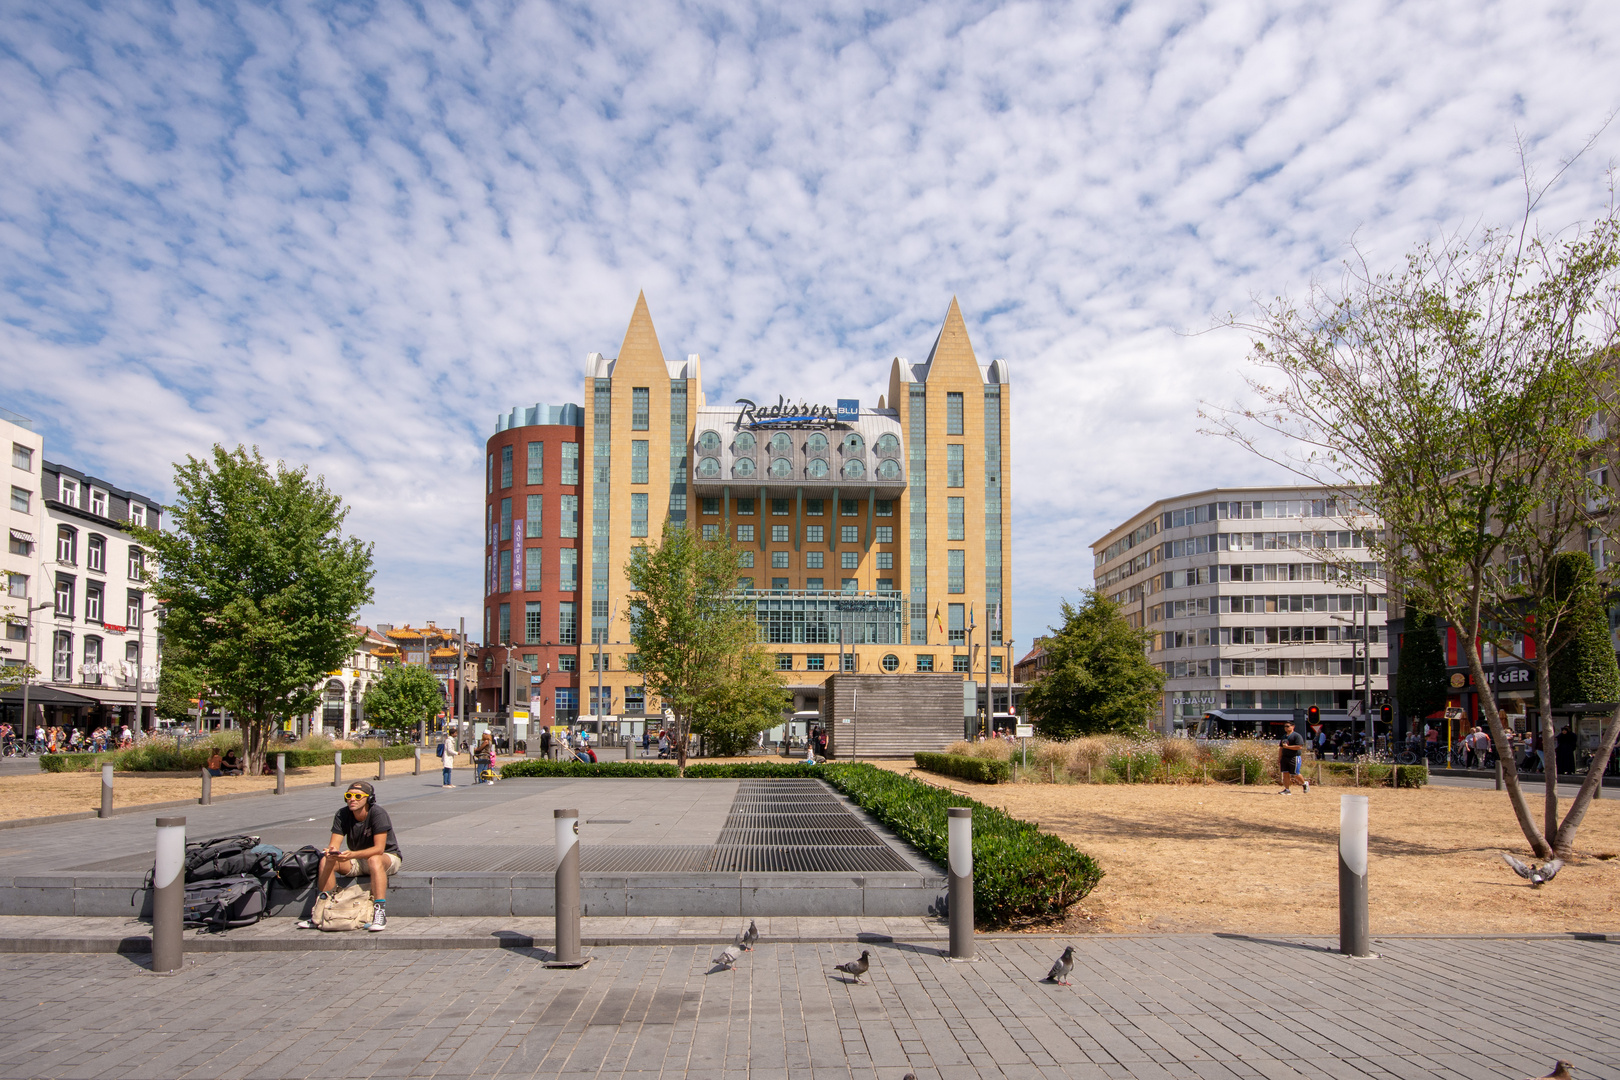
[837,399,860,423]
[511,519,524,592]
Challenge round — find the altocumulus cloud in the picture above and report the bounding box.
[2,0,1618,645]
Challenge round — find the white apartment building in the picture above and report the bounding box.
[3,411,46,681]
[1092,486,1388,734]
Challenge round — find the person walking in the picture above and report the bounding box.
[438,728,459,788]
[539,725,552,761]
[476,732,497,783]
[1277,720,1310,794]
[1556,725,1578,776]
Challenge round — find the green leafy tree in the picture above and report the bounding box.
[1548,553,1620,708]
[363,663,445,734]
[626,522,778,773]
[1394,607,1449,727]
[154,645,207,723]
[692,645,791,756]
[135,445,374,774]
[1024,591,1164,737]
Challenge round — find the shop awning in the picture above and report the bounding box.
[8,528,33,544]
[0,684,100,706]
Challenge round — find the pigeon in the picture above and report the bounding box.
[1502,853,1564,887]
[834,949,871,984]
[712,935,743,970]
[1043,945,1076,986]
[1526,1062,1574,1080]
[741,919,759,951]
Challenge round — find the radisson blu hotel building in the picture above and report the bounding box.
[476,294,1012,735]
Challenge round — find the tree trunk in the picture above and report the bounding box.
[1533,652,1560,843]
[1552,707,1620,856]
[1458,625,1553,858]
[674,708,689,777]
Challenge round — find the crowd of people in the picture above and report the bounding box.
[0,722,136,754]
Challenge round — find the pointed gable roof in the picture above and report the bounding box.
[613,291,669,378]
[920,297,983,383]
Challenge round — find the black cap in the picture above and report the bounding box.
[346,781,375,797]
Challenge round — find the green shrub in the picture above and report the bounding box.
[501,759,681,779]
[1102,744,1163,783]
[914,752,1010,784]
[1396,764,1429,788]
[40,741,418,773]
[1211,742,1273,785]
[683,762,824,779]
[820,763,1102,928]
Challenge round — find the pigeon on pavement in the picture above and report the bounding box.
[1502,853,1564,887]
[1525,1061,1573,1080]
[834,949,871,984]
[741,919,759,951]
[712,935,743,970]
[1043,945,1076,985]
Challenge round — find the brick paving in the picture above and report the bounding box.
[0,934,1612,1079]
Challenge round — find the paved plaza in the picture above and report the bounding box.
[0,933,1612,1079]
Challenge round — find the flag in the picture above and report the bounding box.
[934,604,942,633]
[969,604,976,629]
[991,603,1001,632]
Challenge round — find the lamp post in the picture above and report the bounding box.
[132,602,163,735]
[593,604,617,739]
[17,601,53,739]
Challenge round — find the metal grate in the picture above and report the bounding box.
[704,845,912,873]
[713,826,884,847]
[720,812,865,830]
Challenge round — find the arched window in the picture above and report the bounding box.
[697,457,722,478]
[768,432,794,455]
[806,432,829,454]
[881,653,900,672]
[56,525,77,565]
[842,459,866,480]
[842,433,865,455]
[875,433,900,455]
[732,431,757,454]
[769,457,793,479]
[697,430,722,453]
[732,458,756,478]
[875,458,902,481]
[83,636,103,685]
[806,459,830,479]
[87,534,105,572]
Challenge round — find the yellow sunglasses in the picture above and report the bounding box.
[343,792,369,801]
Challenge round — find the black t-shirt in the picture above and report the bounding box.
[1279,732,1305,760]
[331,804,402,859]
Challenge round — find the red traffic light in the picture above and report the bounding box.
[1306,706,1321,724]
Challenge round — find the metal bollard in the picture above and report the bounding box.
[947,807,974,960]
[99,764,114,818]
[377,754,386,781]
[276,753,286,795]
[332,751,342,787]
[199,768,212,805]
[545,809,588,967]
[1495,759,1504,791]
[152,816,186,973]
[414,748,422,776]
[1339,794,1371,957]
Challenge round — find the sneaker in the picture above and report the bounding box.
[443,783,455,788]
[295,919,317,929]
[366,909,387,932]
[1279,788,1290,794]
[1302,780,1310,792]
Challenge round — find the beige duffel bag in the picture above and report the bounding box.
[311,883,374,931]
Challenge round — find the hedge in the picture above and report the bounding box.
[499,760,829,780]
[1316,761,1429,788]
[913,752,1010,784]
[39,743,418,773]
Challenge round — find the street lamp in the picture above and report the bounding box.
[131,602,163,735]
[16,600,54,740]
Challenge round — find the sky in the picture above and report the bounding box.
[3,0,1619,650]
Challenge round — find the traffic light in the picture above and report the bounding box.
[1380,704,1393,727]
[1306,705,1320,726]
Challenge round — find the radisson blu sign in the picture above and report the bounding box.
[735,396,860,428]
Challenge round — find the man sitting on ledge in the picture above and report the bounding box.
[296,781,402,932]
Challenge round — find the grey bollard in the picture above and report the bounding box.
[414,748,422,776]
[545,809,587,967]
[332,751,342,787]
[152,816,186,973]
[1495,759,1503,791]
[1339,794,1371,957]
[199,768,212,805]
[377,754,386,781]
[99,764,114,818]
[948,807,974,960]
[276,754,286,795]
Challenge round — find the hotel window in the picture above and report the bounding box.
[87,535,105,572]
[806,577,823,591]
[841,551,859,570]
[841,525,858,543]
[128,502,146,527]
[806,551,824,569]
[806,655,825,671]
[630,493,649,537]
[772,525,789,542]
[500,498,512,541]
[737,498,755,515]
[498,603,511,644]
[876,500,893,517]
[737,577,755,590]
[947,498,965,540]
[525,548,543,591]
[527,442,544,484]
[771,551,790,569]
[946,391,964,435]
[554,687,578,719]
[559,602,578,645]
[127,590,142,627]
[877,552,893,569]
[841,499,858,516]
[487,454,494,494]
[501,446,513,488]
[948,550,965,593]
[990,656,1003,674]
[875,526,893,543]
[624,685,645,714]
[499,550,512,592]
[561,443,580,484]
[806,525,824,543]
[526,495,543,538]
[53,632,72,682]
[12,444,31,470]
[631,440,649,483]
[877,577,893,590]
[947,445,964,487]
[777,654,793,670]
[806,498,825,515]
[736,524,755,542]
[85,584,102,623]
[632,387,650,430]
[915,654,934,672]
[57,526,77,565]
[5,620,22,641]
[953,655,970,673]
[525,602,544,644]
[59,476,80,507]
[841,578,857,593]
[128,547,144,579]
[702,497,719,515]
[702,524,718,540]
[560,495,579,537]
[772,498,790,515]
[10,487,28,513]
[7,573,25,599]
[559,654,578,672]
[89,488,108,517]
[739,551,754,568]
[774,577,791,590]
[560,549,578,590]
[841,653,855,670]
[948,603,965,643]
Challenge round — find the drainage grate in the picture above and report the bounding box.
[704,845,912,873]
[715,826,884,847]
[721,812,864,830]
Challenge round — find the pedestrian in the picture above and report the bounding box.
[477,732,497,782]
[1556,725,1578,776]
[643,728,651,757]
[295,782,401,933]
[658,730,670,759]
[1277,720,1309,794]
[438,728,459,788]
[539,725,552,761]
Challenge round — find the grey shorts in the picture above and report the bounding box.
[338,852,402,878]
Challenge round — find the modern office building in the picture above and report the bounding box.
[479,294,1015,734]
[1090,486,1387,734]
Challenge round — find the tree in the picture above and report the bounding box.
[1548,552,1620,708]
[154,645,207,724]
[625,522,779,773]
[1207,206,1620,858]
[363,664,445,734]
[1024,591,1164,737]
[692,645,792,756]
[1394,607,1449,728]
[135,445,374,774]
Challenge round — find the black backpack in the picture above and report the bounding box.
[275,845,324,890]
[181,875,268,931]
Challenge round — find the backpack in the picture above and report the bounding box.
[310,883,374,931]
[184,835,261,882]
[275,845,325,890]
[181,875,268,931]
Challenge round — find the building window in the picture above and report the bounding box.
[128,502,146,527]
[53,632,72,682]
[520,441,542,485]
[59,476,80,507]
[948,550,965,593]
[499,550,512,592]
[841,499,858,516]
[702,524,718,540]
[806,525,824,543]
[736,524,755,542]
[8,573,26,598]
[771,525,789,542]
[55,574,74,617]
[525,548,543,591]
[630,493,649,537]
[736,498,755,515]
[737,576,755,590]
[554,687,578,719]
[127,590,143,627]
[777,654,793,670]
[128,547,144,580]
[771,551,790,569]
[559,602,578,645]
[806,655,825,671]
[947,497,965,541]
[990,655,1004,674]
[5,620,23,641]
[496,603,510,643]
[623,685,645,715]
[947,445,964,487]
[806,551,824,569]
[12,444,31,471]
[875,500,893,517]
[948,603,965,643]
[89,488,108,517]
[561,443,580,484]
[915,654,934,672]
[87,535,105,572]
[841,525,859,543]
[875,526,893,544]
[739,551,755,567]
[558,654,578,672]
[85,584,102,623]
[559,494,579,538]
[559,548,578,591]
[946,391,964,435]
[806,577,823,592]
[876,577,893,590]
[771,498,790,516]
[10,487,29,513]
[500,446,513,488]
[631,440,649,484]
[487,454,494,494]
[841,551,859,570]
[632,387,650,430]
[953,654,970,672]
[526,495,543,539]
[881,653,900,672]
[806,498,825,515]
[701,497,719,515]
[525,601,544,644]
[774,577,791,591]
[877,552,893,569]
[500,498,512,541]
[841,578,857,593]
[57,526,77,565]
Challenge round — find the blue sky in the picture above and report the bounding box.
[4,0,1619,649]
